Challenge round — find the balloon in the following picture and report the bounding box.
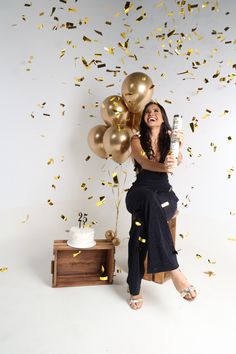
[100,95,129,127]
[105,230,115,241]
[103,126,132,164]
[87,125,108,159]
[112,237,121,246]
[121,72,154,113]
[126,111,143,132]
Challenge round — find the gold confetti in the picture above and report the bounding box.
[85,155,91,161]
[60,214,68,221]
[212,69,220,78]
[68,8,77,12]
[83,35,92,42]
[112,172,119,185]
[138,236,146,243]
[203,271,216,277]
[38,101,46,108]
[177,70,191,75]
[104,47,115,55]
[96,62,105,68]
[50,7,56,16]
[167,29,175,37]
[227,237,236,241]
[187,147,193,157]
[196,254,202,260]
[105,21,112,25]
[47,158,54,165]
[0,267,8,272]
[73,251,82,257]
[21,214,30,223]
[201,113,210,119]
[60,49,66,58]
[210,142,217,152]
[190,117,199,132]
[227,136,232,141]
[136,15,145,22]
[94,29,103,36]
[140,150,146,157]
[75,76,85,86]
[47,199,54,206]
[208,259,216,264]
[188,3,198,11]
[51,184,56,190]
[124,2,134,15]
[219,110,229,117]
[81,183,87,191]
[99,265,108,280]
[135,221,142,226]
[81,56,95,69]
[227,167,234,179]
[53,175,61,180]
[96,196,106,206]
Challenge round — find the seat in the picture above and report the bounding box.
[143,216,177,284]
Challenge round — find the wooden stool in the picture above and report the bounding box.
[143,216,177,284]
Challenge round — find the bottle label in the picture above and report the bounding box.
[169,115,182,159]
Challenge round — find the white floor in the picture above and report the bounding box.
[1,214,236,354]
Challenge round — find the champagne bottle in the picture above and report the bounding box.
[169,114,182,167]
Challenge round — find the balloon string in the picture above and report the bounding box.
[132,113,135,132]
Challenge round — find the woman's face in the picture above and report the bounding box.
[144,103,164,128]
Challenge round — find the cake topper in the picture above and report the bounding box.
[78,212,88,228]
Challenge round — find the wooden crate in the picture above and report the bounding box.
[143,216,177,284]
[51,239,115,287]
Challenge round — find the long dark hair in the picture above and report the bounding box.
[134,101,172,173]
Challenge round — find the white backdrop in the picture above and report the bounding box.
[1,0,236,274]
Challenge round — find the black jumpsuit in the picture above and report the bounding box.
[125,169,179,295]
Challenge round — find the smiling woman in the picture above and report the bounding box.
[125,101,196,310]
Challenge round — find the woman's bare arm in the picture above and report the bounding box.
[131,136,174,173]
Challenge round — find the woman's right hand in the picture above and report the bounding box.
[164,154,177,173]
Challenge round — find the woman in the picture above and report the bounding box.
[125,101,197,310]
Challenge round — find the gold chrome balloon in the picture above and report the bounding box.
[103,126,132,164]
[121,72,154,113]
[126,111,143,132]
[87,125,108,159]
[105,230,115,241]
[100,95,129,127]
[112,237,121,246]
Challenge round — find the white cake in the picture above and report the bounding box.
[67,226,96,249]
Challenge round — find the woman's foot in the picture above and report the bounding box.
[129,294,143,310]
[170,268,197,301]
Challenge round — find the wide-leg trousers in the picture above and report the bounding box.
[125,170,179,295]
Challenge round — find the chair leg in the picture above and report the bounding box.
[143,216,177,284]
